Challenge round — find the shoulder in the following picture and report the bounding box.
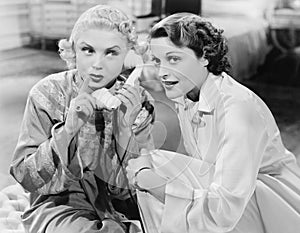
[214,74,267,129]
[215,73,258,110]
[29,70,75,98]
[27,70,76,110]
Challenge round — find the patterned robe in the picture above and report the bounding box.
[10,69,154,232]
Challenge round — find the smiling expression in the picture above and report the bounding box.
[75,28,129,91]
[150,37,209,100]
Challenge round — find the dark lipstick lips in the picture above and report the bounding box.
[162,80,179,85]
[90,74,103,78]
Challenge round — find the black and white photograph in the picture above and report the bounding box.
[1,0,300,232]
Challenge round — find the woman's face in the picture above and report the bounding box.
[150,37,208,100]
[75,28,129,91]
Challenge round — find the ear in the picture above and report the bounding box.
[199,57,209,67]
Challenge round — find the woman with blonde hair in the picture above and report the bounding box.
[10,4,154,233]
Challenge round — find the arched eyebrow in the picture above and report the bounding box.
[78,42,122,52]
[105,45,121,51]
[78,41,121,49]
[78,42,93,48]
[166,51,184,56]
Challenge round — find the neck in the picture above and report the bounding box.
[186,71,209,102]
[186,87,200,102]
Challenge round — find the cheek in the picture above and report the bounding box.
[172,65,192,83]
[181,76,199,94]
[174,70,198,94]
[107,58,125,75]
[179,64,199,84]
[76,54,91,71]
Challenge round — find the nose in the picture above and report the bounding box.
[158,65,169,80]
[92,55,104,70]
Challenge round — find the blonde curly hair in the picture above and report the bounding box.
[58,4,141,69]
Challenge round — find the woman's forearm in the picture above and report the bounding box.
[138,169,167,203]
[115,126,133,160]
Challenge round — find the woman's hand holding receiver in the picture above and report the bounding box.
[116,82,142,134]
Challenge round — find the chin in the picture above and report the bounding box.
[89,84,104,92]
[165,90,183,100]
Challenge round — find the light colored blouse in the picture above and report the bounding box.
[137,72,300,233]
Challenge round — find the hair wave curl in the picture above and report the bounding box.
[58,5,143,69]
[149,13,231,75]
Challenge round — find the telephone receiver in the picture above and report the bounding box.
[91,65,143,110]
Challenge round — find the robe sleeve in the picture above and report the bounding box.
[10,81,83,195]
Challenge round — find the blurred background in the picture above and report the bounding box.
[1,0,300,190]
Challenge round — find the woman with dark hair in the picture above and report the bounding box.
[126,13,300,233]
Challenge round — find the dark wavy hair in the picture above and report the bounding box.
[149,13,231,75]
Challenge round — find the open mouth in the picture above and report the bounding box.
[162,80,179,87]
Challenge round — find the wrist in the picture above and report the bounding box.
[133,167,151,192]
[119,117,133,133]
[137,169,167,192]
[116,127,133,152]
[119,125,132,136]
